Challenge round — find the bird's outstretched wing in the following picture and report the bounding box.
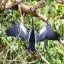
[36,24,60,42]
[6,21,30,41]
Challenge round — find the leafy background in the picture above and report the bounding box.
[0,0,64,64]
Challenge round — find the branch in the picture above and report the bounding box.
[0,0,48,23]
[0,0,45,9]
[36,51,50,64]
[0,13,7,16]
[17,1,48,23]
[56,0,64,4]
[37,13,48,23]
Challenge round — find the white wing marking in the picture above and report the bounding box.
[39,26,46,35]
[20,22,27,35]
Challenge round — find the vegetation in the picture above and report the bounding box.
[0,0,64,64]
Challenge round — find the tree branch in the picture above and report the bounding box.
[56,0,64,4]
[0,0,48,23]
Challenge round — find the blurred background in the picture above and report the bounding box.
[0,0,64,64]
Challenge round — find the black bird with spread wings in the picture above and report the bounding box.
[6,21,60,51]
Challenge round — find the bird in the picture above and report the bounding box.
[6,21,60,52]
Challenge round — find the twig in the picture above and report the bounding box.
[36,50,50,64]
[0,0,47,23]
[56,0,64,4]
[3,49,10,64]
[0,13,6,16]
[5,59,38,64]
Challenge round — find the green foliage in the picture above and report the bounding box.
[0,0,64,64]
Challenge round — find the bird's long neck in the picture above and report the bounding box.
[32,16,34,30]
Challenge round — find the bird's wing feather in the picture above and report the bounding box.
[6,21,30,41]
[36,24,60,42]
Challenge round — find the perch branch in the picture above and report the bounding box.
[36,51,50,64]
[0,0,48,23]
[56,0,64,4]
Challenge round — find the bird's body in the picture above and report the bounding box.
[6,21,60,51]
[28,29,35,51]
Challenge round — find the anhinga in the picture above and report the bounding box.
[6,20,60,51]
